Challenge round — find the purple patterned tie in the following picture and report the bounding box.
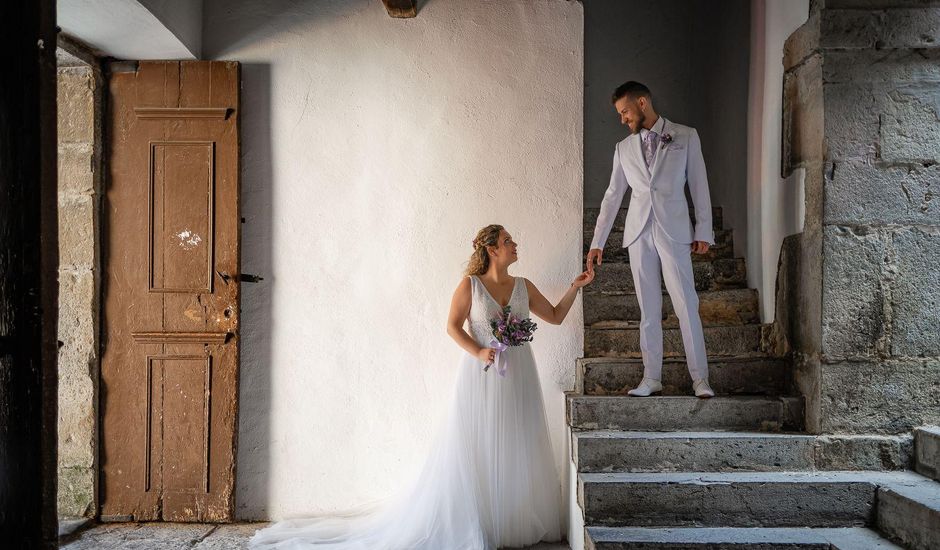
[643,131,659,168]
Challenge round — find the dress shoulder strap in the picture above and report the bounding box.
[468,275,481,296]
[515,276,528,299]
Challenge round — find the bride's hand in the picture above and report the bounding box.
[476,347,497,365]
[571,270,595,289]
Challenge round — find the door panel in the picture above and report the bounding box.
[101,61,240,522]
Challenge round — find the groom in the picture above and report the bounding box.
[586,81,715,399]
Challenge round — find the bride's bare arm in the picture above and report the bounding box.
[447,278,496,363]
[525,272,594,325]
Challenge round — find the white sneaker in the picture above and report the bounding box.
[693,378,715,398]
[627,377,663,397]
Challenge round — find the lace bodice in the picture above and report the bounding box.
[467,275,530,346]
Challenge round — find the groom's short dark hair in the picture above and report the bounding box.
[611,81,652,104]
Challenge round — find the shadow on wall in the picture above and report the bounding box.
[234,62,275,521]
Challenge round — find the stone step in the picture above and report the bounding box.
[577,471,929,528]
[584,229,733,263]
[576,357,790,396]
[584,324,767,358]
[584,206,723,233]
[914,426,940,482]
[573,431,912,473]
[876,474,940,550]
[567,396,803,432]
[585,526,903,549]
[584,288,760,327]
[589,258,748,293]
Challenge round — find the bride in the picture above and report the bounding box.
[250,224,594,549]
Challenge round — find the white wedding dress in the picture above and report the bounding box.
[250,275,562,549]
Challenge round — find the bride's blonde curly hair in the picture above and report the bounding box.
[465,224,505,276]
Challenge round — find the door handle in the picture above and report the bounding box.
[216,271,264,284]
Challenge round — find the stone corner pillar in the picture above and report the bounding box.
[783,0,940,436]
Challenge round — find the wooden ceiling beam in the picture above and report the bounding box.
[382,0,417,18]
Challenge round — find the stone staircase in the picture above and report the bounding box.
[569,206,940,549]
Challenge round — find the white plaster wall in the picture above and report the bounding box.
[203,0,584,521]
[747,0,809,321]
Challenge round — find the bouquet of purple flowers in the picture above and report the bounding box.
[484,306,538,376]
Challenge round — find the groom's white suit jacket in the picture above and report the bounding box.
[590,117,715,250]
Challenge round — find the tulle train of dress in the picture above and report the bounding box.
[250,276,562,549]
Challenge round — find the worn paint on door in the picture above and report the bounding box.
[100,61,240,522]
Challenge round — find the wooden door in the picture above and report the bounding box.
[100,61,240,522]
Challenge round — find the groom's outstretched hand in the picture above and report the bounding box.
[586,248,604,275]
[692,241,711,255]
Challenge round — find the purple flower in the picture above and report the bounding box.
[660,133,673,149]
[489,306,538,348]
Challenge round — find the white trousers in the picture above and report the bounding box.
[627,216,709,381]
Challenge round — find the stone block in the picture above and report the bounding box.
[794,355,823,435]
[824,49,940,84]
[57,68,95,144]
[914,426,940,480]
[567,396,803,432]
[797,222,824,356]
[814,434,912,470]
[820,360,940,433]
[57,406,95,470]
[877,482,940,550]
[880,84,940,162]
[58,143,95,195]
[579,471,877,528]
[824,160,940,225]
[574,432,818,473]
[583,288,759,327]
[890,227,940,356]
[783,54,825,172]
[584,324,763,358]
[821,225,886,358]
[57,466,94,518]
[573,431,910,474]
[587,258,747,294]
[823,83,881,162]
[57,269,96,346]
[821,8,940,50]
[57,270,97,471]
[586,526,900,549]
[58,194,96,268]
[57,270,97,368]
[784,9,820,70]
[577,356,790,396]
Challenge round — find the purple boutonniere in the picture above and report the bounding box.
[660,133,674,149]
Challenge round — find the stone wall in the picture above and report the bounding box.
[783,0,940,435]
[56,42,102,518]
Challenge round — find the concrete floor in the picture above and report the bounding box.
[60,522,571,549]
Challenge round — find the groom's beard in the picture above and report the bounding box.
[632,112,646,134]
